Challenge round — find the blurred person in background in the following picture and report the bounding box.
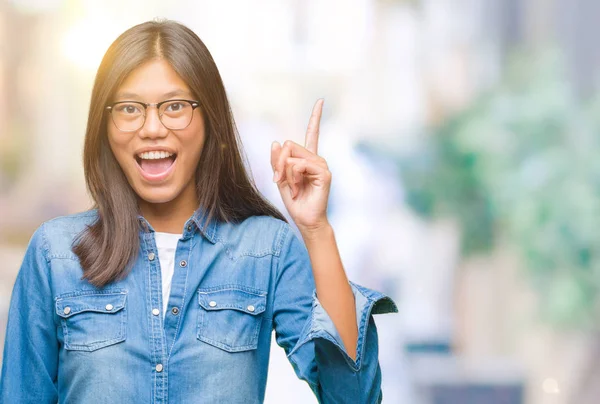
[0,19,396,403]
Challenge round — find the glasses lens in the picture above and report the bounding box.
[112,102,145,131]
[159,100,194,130]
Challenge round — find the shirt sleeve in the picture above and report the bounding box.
[0,223,59,403]
[272,224,397,404]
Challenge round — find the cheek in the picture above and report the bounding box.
[181,127,206,164]
[107,131,131,169]
[107,127,125,147]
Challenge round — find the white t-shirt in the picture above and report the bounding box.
[154,232,182,318]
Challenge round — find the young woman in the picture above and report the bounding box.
[0,20,396,403]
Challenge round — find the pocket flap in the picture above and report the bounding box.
[198,287,266,315]
[56,291,127,318]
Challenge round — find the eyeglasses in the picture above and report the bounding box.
[105,99,200,132]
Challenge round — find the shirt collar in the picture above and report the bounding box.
[190,205,218,243]
[136,205,218,244]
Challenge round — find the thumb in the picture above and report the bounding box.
[270,141,282,181]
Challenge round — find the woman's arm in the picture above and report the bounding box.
[0,224,59,403]
[271,99,360,358]
[271,100,397,402]
[271,223,396,403]
[300,223,358,360]
[271,99,387,361]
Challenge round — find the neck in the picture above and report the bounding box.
[138,186,198,234]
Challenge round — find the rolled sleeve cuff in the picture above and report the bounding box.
[288,281,398,371]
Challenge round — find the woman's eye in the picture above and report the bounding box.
[116,104,140,114]
[166,102,184,112]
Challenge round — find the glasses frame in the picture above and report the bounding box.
[105,99,200,132]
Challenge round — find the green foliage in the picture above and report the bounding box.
[0,121,27,191]
[399,51,600,328]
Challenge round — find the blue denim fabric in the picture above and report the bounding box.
[0,208,397,404]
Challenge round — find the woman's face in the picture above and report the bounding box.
[107,59,205,208]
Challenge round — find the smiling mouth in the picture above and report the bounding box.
[135,154,177,176]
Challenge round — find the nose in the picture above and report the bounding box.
[138,106,168,139]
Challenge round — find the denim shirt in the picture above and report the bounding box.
[0,208,397,404]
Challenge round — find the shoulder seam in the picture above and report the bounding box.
[273,221,290,257]
[43,209,97,225]
[40,222,51,264]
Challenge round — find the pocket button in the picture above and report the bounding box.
[63,307,71,315]
[209,301,217,307]
[247,305,255,312]
[105,304,113,311]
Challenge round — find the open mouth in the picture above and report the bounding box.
[134,152,178,181]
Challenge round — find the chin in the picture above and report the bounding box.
[135,186,180,205]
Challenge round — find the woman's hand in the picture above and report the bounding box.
[271,99,331,235]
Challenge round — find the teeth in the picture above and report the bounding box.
[138,151,174,160]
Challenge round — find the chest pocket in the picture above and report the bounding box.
[55,291,127,352]
[197,286,267,352]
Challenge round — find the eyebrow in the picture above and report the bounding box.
[114,89,192,100]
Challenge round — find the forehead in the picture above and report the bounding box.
[114,59,193,100]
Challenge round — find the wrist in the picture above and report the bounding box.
[298,221,333,243]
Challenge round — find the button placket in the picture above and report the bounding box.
[144,233,169,398]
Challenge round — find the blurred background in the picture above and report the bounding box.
[1,0,600,403]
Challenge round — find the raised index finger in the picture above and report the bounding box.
[305,99,324,155]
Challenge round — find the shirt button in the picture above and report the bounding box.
[152,308,160,316]
[187,225,192,231]
[247,305,255,312]
[105,304,113,311]
[171,307,180,315]
[179,260,187,267]
[63,307,71,315]
[155,364,163,372]
[209,301,217,307]
[148,252,156,261]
